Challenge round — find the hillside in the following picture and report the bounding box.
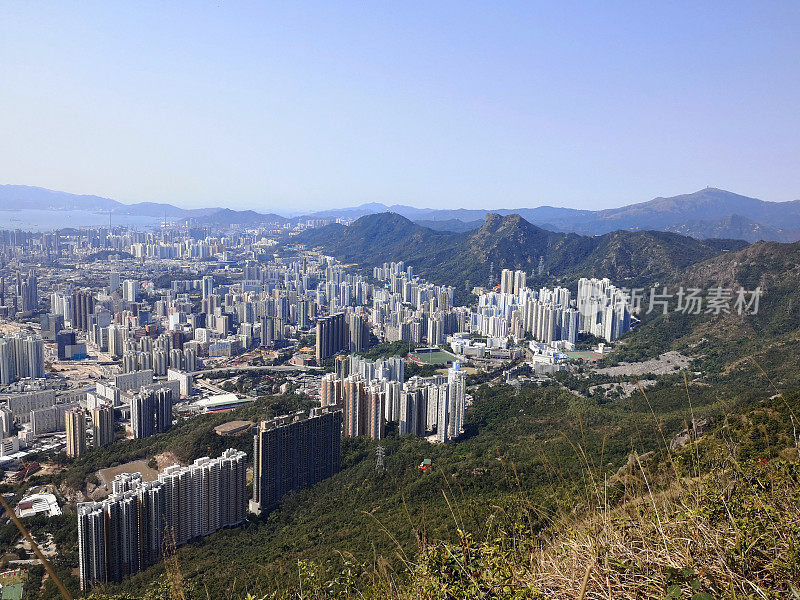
[61,366,768,599]
[70,373,800,599]
[297,212,747,291]
[414,218,483,233]
[0,184,121,212]
[597,187,800,230]
[606,239,800,385]
[196,208,287,226]
[663,213,791,243]
[295,212,463,268]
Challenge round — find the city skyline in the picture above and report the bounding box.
[2,2,799,212]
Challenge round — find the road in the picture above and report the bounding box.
[190,364,322,376]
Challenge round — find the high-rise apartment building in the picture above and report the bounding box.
[250,407,341,515]
[122,280,138,302]
[65,408,87,458]
[77,449,246,590]
[499,269,528,296]
[201,276,214,300]
[71,289,95,331]
[315,312,347,363]
[340,375,385,439]
[342,375,366,437]
[399,386,427,436]
[500,269,515,294]
[576,278,632,341]
[18,270,38,314]
[0,333,45,384]
[444,362,466,442]
[130,387,173,439]
[366,384,386,440]
[347,313,369,353]
[320,372,343,407]
[91,405,115,448]
[513,270,527,296]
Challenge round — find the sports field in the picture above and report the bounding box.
[408,349,459,365]
[564,350,603,362]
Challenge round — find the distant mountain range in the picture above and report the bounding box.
[306,188,800,243]
[296,212,747,295]
[1,184,799,242]
[0,185,286,226]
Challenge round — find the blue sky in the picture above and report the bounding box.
[1,2,798,212]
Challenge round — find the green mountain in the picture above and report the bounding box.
[663,213,792,243]
[296,212,747,291]
[607,239,800,383]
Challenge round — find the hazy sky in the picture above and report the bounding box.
[1,2,799,213]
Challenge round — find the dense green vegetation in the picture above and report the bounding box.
[64,361,768,599]
[296,212,746,292]
[66,376,800,600]
[604,239,800,385]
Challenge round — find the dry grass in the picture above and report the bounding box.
[401,453,800,600]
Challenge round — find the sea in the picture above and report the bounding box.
[0,209,164,231]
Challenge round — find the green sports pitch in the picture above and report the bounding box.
[408,348,459,365]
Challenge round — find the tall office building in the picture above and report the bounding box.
[130,387,173,439]
[65,408,87,458]
[77,449,246,591]
[91,405,115,448]
[315,312,347,363]
[250,407,342,515]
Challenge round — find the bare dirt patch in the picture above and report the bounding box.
[594,351,691,377]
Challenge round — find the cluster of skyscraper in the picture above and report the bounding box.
[0,333,45,384]
[315,311,370,363]
[475,271,579,346]
[369,262,463,346]
[0,270,38,317]
[320,356,466,443]
[77,449,247,590]
[576,278,632,341]
[120,332,199,375]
